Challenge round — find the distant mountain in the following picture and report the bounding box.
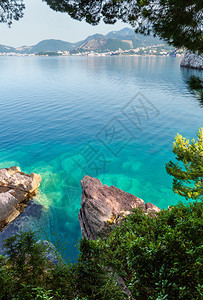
[0,44,17,53]
[106,28,163,48]
[0,28,165,54]
[73,38,132,53]
[83,33,106,43]
[106,28,136,39]
[71,28,163,53]
[73,34,106,48]
[16,39,76,54]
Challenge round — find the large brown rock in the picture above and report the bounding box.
[79,176,160,240]
[0,166,41,229]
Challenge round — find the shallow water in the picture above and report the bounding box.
[0,56,202,260]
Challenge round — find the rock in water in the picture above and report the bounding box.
[180,51,203,70]
[0,200,54,262]
[0,166,41,229]
[79,176,160,240]
[0,200,43,255]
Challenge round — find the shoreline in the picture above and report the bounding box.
[0,53,184,57]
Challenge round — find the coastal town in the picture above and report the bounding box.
[0,44,184,57]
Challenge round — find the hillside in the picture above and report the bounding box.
[17,39,76,54]
[106,28,163,48]
[0,28,165,54]
[0,44,17,53]
[73,38,132,53]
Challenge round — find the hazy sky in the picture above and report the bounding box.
[0,0,129,47]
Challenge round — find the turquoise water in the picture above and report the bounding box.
[0,56,202,260]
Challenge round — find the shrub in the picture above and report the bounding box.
[166,128,203,200]
[0,232,124,299]
[85,202,203,299]
[0,232,74,300]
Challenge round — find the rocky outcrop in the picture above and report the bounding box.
[180,51,203,70]
[0,166,41,230]
[79,176,160,240]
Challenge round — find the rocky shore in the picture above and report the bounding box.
[180,51,203,70]
[0,168,161,268]
[0,166,41,231]
[0,169,160,242]
[79,176,160,240]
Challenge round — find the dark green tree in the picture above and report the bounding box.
[3,231,51,286]
[166,128,203,200]
[0,0,25,26]
[43,0,203,52]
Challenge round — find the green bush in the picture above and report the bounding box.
[85,202,203,299]
[166,128,203,200]
[0,232,123,299]
[74,239,124,300]
[0,232,74,300]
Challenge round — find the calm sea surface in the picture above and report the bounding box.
[0,56,202,260]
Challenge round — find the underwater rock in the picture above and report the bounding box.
[0,200,43,255]
[0,200,52,260]
[180,51,203,70]
[0,166,41,229]
[79,176,160,240]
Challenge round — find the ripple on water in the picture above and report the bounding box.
[0,56,202,260]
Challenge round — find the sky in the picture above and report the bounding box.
[0,0,129,47]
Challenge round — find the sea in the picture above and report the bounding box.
[0,55,202,260]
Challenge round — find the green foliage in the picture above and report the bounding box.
[166,128,203,200]
[0,231,123,299]
[187,76,203,90]
[12,286,54,300]
[74,239,124,300]
[43,0,202,52]
[0,232,73,300]
[197,89,203,102]
[3,232,50,285]
[0,0,25,26]
[0,202,202,299]
[186,76,203,106]
[81,202,203,299]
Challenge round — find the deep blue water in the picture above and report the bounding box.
[0,56,202,260]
